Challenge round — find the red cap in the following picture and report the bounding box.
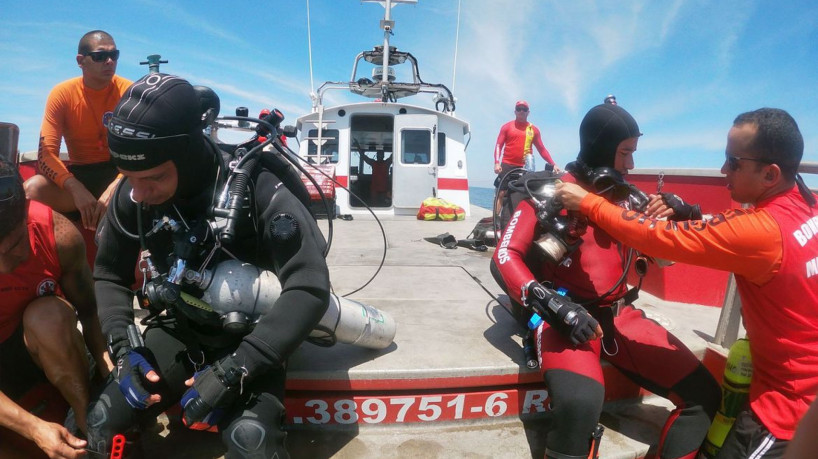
[515,100,529,109]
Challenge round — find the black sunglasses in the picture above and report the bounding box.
[724,154,772,172]
[85,50,120,63]
[515,107,529,112]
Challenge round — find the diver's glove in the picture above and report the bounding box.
[108,331,156,410]
[523,282,600,345]
[659,192,703,220]
[181,355,246,431]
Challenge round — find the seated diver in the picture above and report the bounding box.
[491,103,717,459]
[85,73,330,458]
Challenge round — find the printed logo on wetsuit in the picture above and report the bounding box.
[497,210,522,264]
[36,278,57,296]
[108,120,157,140]
[109,150,146,161]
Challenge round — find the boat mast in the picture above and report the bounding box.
[379,0,395,102]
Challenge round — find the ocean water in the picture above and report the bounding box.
[469,187,496,210]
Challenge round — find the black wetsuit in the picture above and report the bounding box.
[87,148,330,458]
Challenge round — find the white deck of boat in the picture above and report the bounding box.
[137,205,727,459]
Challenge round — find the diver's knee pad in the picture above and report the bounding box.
[86,393,117,454]
[86,392,140,456]
[223,394,288,459]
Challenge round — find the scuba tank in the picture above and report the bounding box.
[700,337,753,458]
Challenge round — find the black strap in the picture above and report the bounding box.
[796,174,816,207]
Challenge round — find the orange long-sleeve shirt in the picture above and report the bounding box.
[580,193,781,284]
[37,75,132,188]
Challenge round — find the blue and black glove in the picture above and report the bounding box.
[524,282,600,346]
[181,355,246,431]
[108,329,156,410]
[660,192,703,221]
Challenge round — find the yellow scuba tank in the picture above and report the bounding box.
[700,337,753,458]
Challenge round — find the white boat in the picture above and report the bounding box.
[294,0,471,218]
[4,1,817,457]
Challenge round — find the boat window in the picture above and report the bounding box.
[402,130,430,165]
[307,129,339,164]
[437,133,446,167]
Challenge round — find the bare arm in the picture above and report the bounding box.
[54,212,112,378]
[0,391,86,458]
[785,396,818,458]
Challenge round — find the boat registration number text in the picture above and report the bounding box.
[288,388,550,425]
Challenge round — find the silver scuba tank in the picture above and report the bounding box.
[195,259,396,349]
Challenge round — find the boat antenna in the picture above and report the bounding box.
[364,0,417,101]
[452,0,461,94]
[306,0,316,101]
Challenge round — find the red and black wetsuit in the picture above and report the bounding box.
[493,174,720,458]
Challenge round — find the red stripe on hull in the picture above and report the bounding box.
[437,178,469,190]
[287,364,642,399]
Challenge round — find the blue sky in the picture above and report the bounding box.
[1,0,817,188]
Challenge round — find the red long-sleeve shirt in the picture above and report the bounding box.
[494,120,554,167]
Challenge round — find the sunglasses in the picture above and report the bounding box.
[724,154,772,172]
[515,107,529,112]
[84,50,120,62]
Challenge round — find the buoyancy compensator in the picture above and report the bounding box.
[500,168,588,266]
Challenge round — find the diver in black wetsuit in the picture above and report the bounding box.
[85,73,330,458]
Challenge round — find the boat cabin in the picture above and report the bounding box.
[295,0,471,217]
[296,102,470,216]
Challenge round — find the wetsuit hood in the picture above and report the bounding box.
[108,73,216,199]
[577,104,641,169]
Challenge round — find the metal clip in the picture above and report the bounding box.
[238,366,249,395]
[610,298,625,317]
[187,350,205,373]
[657,171,665,194]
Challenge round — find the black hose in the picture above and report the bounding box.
[109,179,141,241]
[286,136,387,297]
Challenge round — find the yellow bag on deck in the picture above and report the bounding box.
[417,197,465,221]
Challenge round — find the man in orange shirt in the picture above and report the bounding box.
[0,159,110,458]
[558,108,818,458]
[25,30,132,230]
